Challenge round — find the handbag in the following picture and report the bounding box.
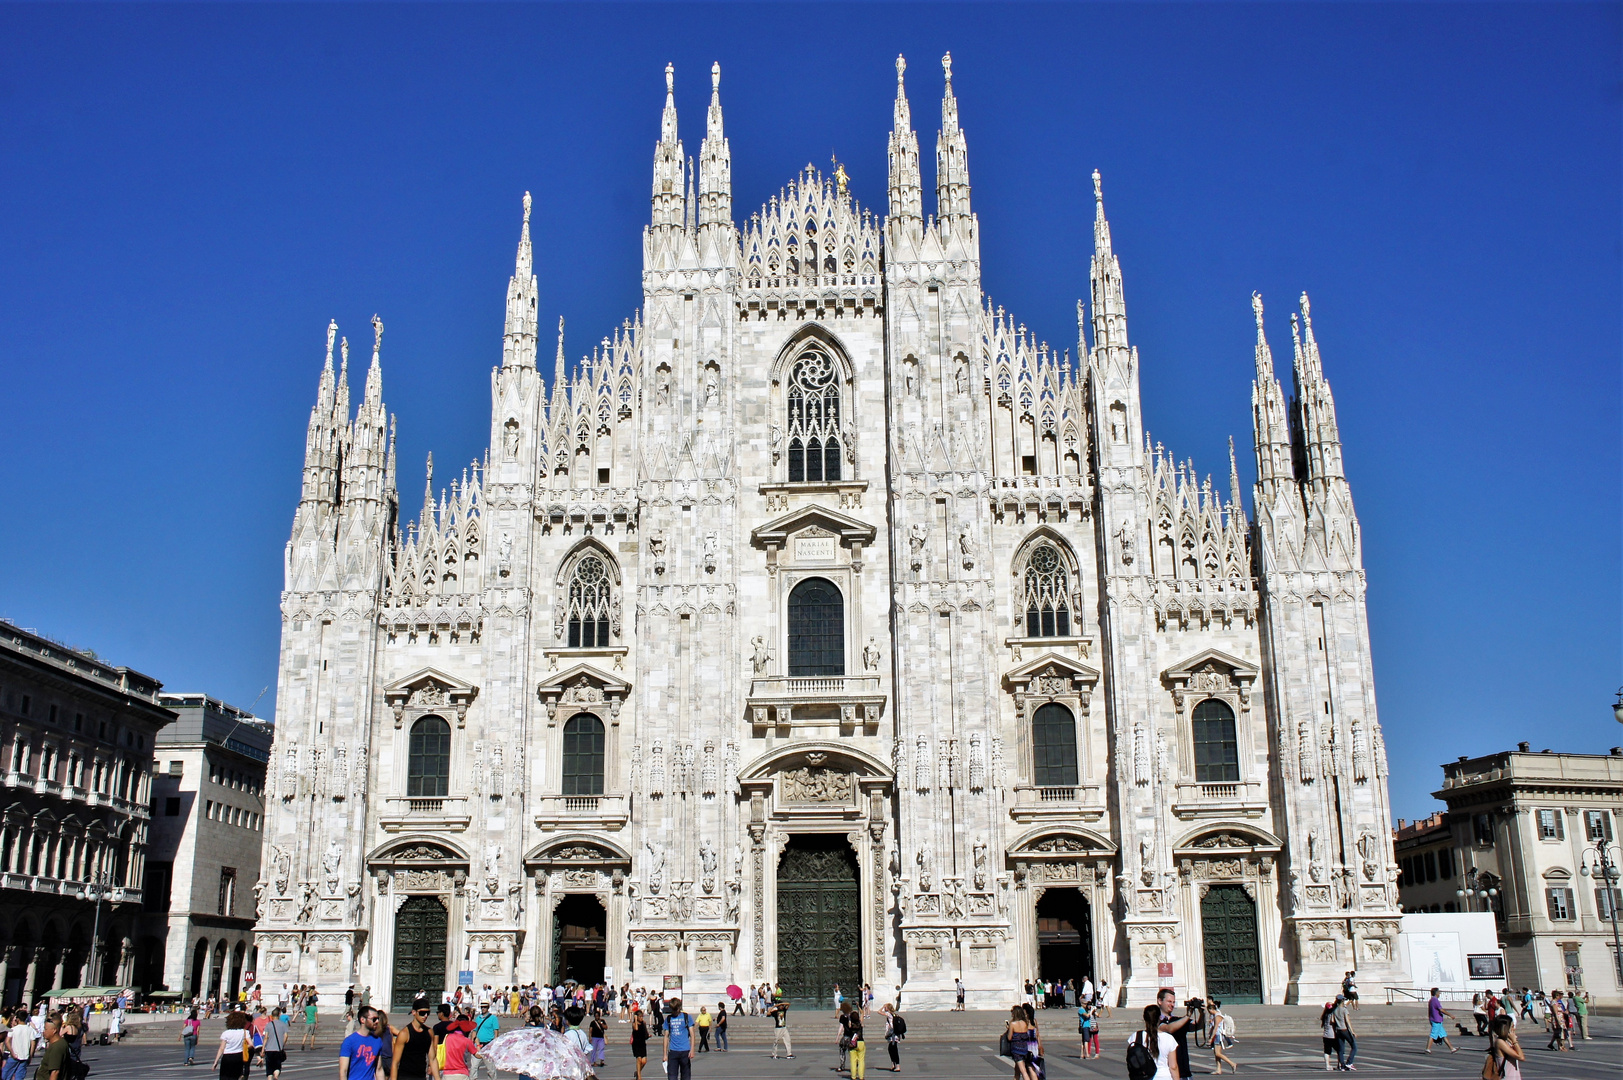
[1480,1051,1502,1080]
[998,1031,1012,1057]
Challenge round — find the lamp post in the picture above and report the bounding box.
[1579,840,1623,991]
[85,867,110,986]
[1613,687,1623,727]
[1456,866,1499,913]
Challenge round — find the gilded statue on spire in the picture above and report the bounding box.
[831,154,849,197]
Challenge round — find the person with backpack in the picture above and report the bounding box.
[879,1004,903,1072]
[1126,1003,1179,1080]
[1207,1000,1238,1074]
[662,998,694,1080]
[1488,1015,1524,1080]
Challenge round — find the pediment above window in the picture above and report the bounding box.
[1003,652,1101,693]
[536,663,630,726]
[1162,649,1258,689]
[751,505,877,548]
[383,668,479,727]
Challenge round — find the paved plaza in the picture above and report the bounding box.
[75,1011,1621,1080]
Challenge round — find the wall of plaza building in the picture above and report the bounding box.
[257,56,1406,1011]
[0,620,171,1004]
[1397,746,1623,1004]
[144,694,272,1002]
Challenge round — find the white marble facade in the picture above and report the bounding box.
[256,56,1404,1008]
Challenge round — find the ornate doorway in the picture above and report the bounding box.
[1200,884,1261,1003]
[776,835,860,1007]
[552,894,607,986]
[1035,888,1093,986]
[392,896,449,1010]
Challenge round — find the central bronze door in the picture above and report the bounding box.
[1200,884,1262,1003]
[776,836,860,1008]
[392,895,449,1010]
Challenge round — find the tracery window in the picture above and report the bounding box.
[1032,703,1079,787]
[1023,544,1072,637]
[1191,699,1239,783]
[566,555,613,648]
[407,716,451,798]
[561,714,606,796]
[787,577,844,677]
[786,350,842,483]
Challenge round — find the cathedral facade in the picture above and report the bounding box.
[255,56,1403,1009]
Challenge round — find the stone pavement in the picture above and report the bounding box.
[73,1009,1621,1080]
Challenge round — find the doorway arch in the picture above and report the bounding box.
[551,894,607,986]
[776,835,860,1007]
[391,895,449,1010]
[1035,887,1093,988]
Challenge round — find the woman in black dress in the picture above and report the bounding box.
[630,1007,650,1080]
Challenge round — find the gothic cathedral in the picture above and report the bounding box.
[256,56,1402,1008]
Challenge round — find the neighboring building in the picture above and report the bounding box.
[1421,744,1623,1002]
[144,693,272,1001]
[258,56,1404,1009]
[1394,812,1464,913]
[0,620,172,1003]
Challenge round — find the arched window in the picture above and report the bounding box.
[787,578,844,677]
[1191,699,1239,783]
[1023,543,1072,637]
[566,554,613,648]
[561,714,606,796]
[1032,703,1079,787]
[786,350,842,483]
[407,716,451,798]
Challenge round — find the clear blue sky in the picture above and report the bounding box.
[1,4,1617,821]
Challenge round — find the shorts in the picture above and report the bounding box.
[1430,1022,1447,1040]
[264,1051,287,1075]
[1322,1038,1337,1055]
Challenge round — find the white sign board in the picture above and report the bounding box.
[793,535,838,563]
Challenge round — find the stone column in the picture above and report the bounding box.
[23,949,39,1000]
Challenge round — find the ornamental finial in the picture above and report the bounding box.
[523,191,532,225]
[896,54,906,82]
[665,62,674,94]
[711,60,720,92]
[1092,168,1102,202]
[942,51,953,84]
[1251,291,1264,327]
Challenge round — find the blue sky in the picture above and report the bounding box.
[0,4,1617,820]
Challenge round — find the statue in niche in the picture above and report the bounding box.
[1307,832,1324,883]
[703,369,718,406]
[1117,522,1135,565]
[943,879,964,918]
[907,522,929,570]
[645,840,665,895]
[1139,837,1157,888]
[863,638,882,672]
[498,532,513,576]
[750,636,773,675]
[703,532,718,573]
[507,880,524,922]
[955,357,970,397]
[916,846,933,893]
[958,530,976,569]
[655,366,671,405]
[973,838,988,891]
[347,882,364,924]
[253,881,267,922]
[700,840,718,895]
[297,883,315,924]
[1289,869,1306,911]
[725,878,741,921]
[322,841,342,895]
[483,842,502,895]
[503,419,519,458]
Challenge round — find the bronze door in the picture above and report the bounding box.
[776,839,861,1007]
[1200,884,1262,1003]
[392,895,449,1010]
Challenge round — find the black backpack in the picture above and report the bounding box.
[891,1014,906,1039]
[1126,1032,1158,1080]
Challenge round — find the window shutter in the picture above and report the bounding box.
[1556,810,1565,840]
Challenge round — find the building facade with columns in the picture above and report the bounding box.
[0,619,172,1003]
[256,56,1403,1009]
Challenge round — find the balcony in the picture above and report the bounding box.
[1010,783,1107,824]
[533,793,630,833]
[1171,780,1267,820]
[746,676,885,733]
[380,795,472,833]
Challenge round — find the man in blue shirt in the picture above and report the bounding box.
[337,1008,386,1080]
[662,997,694,1080]
[469,1003,501,1080]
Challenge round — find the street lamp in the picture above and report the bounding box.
[1613,687,1623,726]
[1456,867,1499,911]
[85,868,111,985]
[1579,839,1623,990]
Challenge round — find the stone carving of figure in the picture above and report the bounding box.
[942,880,964,918]
[904,362,917,398]
[1139,837,1157,888]
[1117,522,1135,565]
[483,842,502,895]
[1116,874,1136,917]
[863,638,881,672]
[507,880,524,922]
[703,532,718,573]
[1133,722,1149,786]
[844,422,857,464]
[498,531,513,573]
[914,735,931,793]
[1156,736,1171,782]
[1356,831,1380,881]
[907,522,928,570]
[503,421,519,458]
[322,841,342,895]
[700,840,718,895]
[703,370,718,406]
[750,636,772,675]
[955,358,970,397]
[725,877,741,922]
[297,883,315,924]
[1298,721,1316,782]
[973,837,988,891]
[271,846,292,895]
[732,844,744,881]
[645,840,665,895]
[347,882,363,925]
[253,880,267,921]
[916,846,933,893]
[1307,831,1324,883]
[627,880,642,922]
[489,744,505,801]
[1289,869,1305,911]
[958,530,976,570]
[656,367,671,405]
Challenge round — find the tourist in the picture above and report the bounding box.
[179,1008,200,1066]
[661,997,694,1080]
[1156,989,1192,1080]
[1573,989,1590,1040]
[33,1021,67,1080]
[836,1001,853,1073]
[388,1001,435,1080]
[1208,1000,1238,1074]
[845,1002,867,1080]
[712,1003,728,1052]
[470,1004,499,1080]
[629,1007,649,1080]
[695,1004,712,1052]
[954,978,965,1012]
[213,1011,253,1080]
[1096,981,1112,1019]
[263,1007,290,1080]
[1331,994,1356,1070]
[374,1013,395,1080]
[436,1012,478,1080]
[879,1003,902,1072]
[1489,1015,1524,1080]
[767,999,793,1059]
[1423,988,1459,1054]
[1543,990,1568,1051]
[1126,1004,1178,1080]
[1077,1000,1097,1060]
[1472,994,1489,1036]
[589,1010,608,1065]
[833,984,844,1014]
[1003,1005,1038,1080]
[1342,971,1359,1010]
[560,1008,592,1069]
[7,1007,37,1079]
[1319,1001,1342,1071]
[301,992,320,1051]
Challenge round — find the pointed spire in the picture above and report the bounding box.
[552,316,567,396]
[517,191,533,277]
[364,313,384,405]
[935,52,971,223]
[1092,168,1112,258]
[651,63,685,227]
[698,61,732,226]
[1228,435,1243,509]
[503,191,539,368]
[887,54,922,225]
[335,335,351,420]
[1250,291,1294,491]
[1088,170,1129,358]
[1290,292,1343,486]
[422,452,435,527]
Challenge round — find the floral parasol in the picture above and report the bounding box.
[479,1027,594,1080]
